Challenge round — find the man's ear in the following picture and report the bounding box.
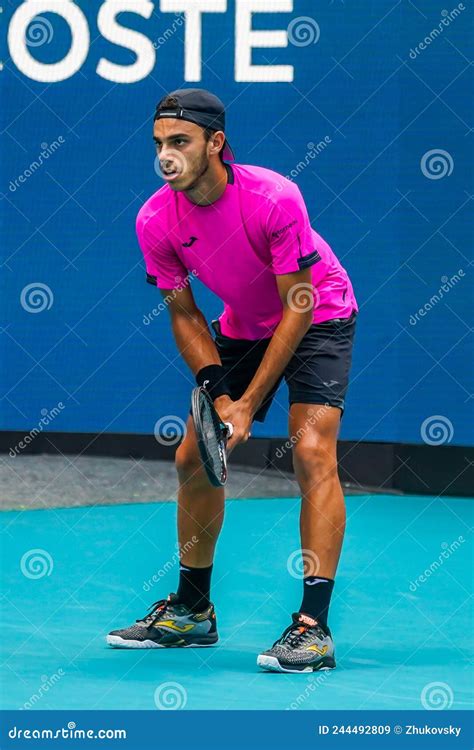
[210,131,225,156]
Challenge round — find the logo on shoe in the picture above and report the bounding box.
[307,644,328,656]
[153,620,195,632]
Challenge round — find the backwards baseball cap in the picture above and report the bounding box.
[154,88,235,162]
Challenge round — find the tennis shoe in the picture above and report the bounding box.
[257,612,336,673]
[106,593,218,648]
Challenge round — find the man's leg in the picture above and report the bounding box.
[256,403,343,672]
[106,413,223,648]
[173,414,225,610]
[290,403,345,584]
[176,414,225,566]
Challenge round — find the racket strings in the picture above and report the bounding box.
[192,386,228,486]
[200,398,224,479]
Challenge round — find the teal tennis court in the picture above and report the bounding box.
[1,490,472,711]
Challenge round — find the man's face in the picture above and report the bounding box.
[153,119,214,191]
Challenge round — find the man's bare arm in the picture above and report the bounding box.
[240,268,315,415]
[160,285,220,374]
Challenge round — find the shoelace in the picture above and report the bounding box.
[282,624,312,648]
[138,598,169,627]
[277,621,323,649]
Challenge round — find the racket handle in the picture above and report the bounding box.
[223,421,234,438]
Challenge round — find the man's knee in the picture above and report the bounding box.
[175,438,204,482]
[292,440,337,483]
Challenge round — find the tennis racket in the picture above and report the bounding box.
[191,386,234,487]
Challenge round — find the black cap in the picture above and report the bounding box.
[154,88,235,162]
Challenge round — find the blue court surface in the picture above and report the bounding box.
[1,494,472,712]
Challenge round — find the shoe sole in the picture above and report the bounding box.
[106,635,218,649]
[256,654,336,673]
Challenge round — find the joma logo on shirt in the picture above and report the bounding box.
[182,236,198,247]
[271,219,297,239]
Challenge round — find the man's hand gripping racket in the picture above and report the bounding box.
[191,386,234,487]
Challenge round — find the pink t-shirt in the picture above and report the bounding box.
[137,163,358,340]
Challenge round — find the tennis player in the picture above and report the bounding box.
[107,89,358,673]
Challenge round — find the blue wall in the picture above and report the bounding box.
[1,1,472,446]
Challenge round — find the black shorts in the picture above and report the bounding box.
[208,312,357,423]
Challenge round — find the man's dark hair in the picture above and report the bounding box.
[155,96,225,162]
